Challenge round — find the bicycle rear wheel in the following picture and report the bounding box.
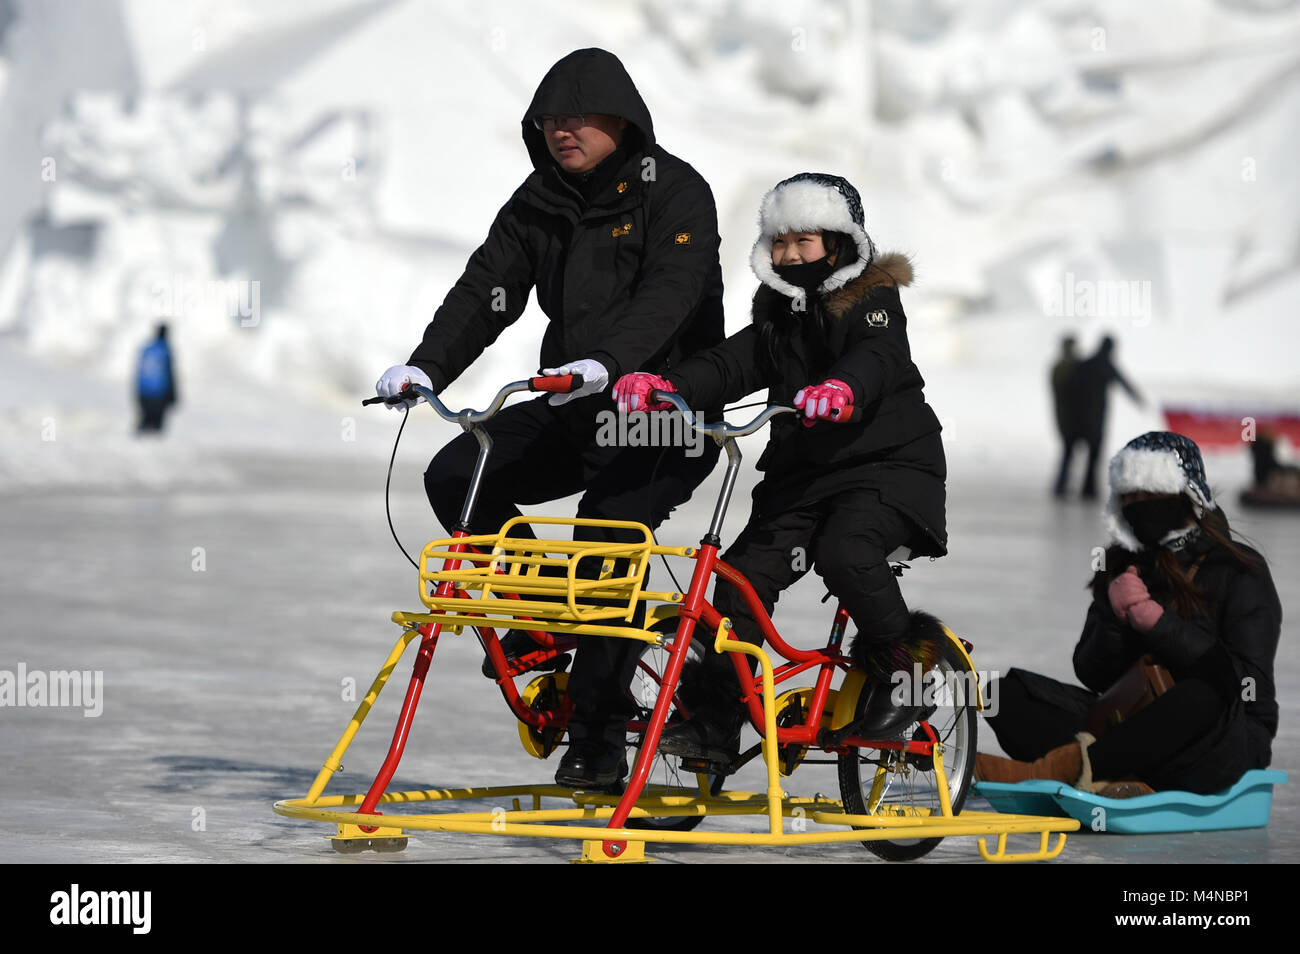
[836,635,977,860]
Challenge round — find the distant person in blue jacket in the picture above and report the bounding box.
[136,323,177,434]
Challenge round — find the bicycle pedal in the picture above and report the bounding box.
[678,757,723,775]
[530,652,572,674]
[481,650,572,679]
[680,748,746,775]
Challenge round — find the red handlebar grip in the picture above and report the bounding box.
[831,404,857,423]
[530,373,585,393]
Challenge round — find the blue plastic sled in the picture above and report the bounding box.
[972,770,1288,834]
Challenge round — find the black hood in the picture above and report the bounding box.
[521,48,655,172]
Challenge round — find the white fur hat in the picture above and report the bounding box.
[750,172,875,309]
[1104,431,1216,551]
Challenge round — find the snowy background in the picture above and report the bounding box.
[2,0,1298,489]
[1,0,1297,866]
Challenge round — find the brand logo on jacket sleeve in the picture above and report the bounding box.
[674,232,691,245]
[865,309,888,327]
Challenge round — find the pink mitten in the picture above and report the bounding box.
[1126,598,1165,633]
[612,372,675,413]
[1107,566,1149,622]
[793,378,854,428]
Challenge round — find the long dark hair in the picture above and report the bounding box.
[1089,507,1264,618]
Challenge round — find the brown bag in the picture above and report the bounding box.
[1086,654,1175,738]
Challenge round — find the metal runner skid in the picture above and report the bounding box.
[274,520,1079,863]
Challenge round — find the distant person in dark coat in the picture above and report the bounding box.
[978,432,1281,796]
[1049,335,1078,495]
[1242,427,1300,507]
[135,323,177,434]
[1249,429,1300,491]
[1054,335,1144,499]
[1050,335,1078,437]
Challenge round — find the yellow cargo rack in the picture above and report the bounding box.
[412,516,696,643]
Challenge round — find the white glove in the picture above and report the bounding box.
[540,359,609,406]
[375,365,433,409]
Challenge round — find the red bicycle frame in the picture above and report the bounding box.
[355,380,957,854]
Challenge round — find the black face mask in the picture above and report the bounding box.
[773,257,836,293]
[1122,497,1194,548]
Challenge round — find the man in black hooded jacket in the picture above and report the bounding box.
[375,48,724,787]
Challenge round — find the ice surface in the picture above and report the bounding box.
[0,0,1297,864]
[0,451,1294,863]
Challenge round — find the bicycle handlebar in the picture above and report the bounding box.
[529,373,585,394]
[649,390,796,440]
[362,374,586,427]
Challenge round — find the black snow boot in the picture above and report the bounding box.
[555,721,627,789]
[850,610,946,738]
[656,654,745,766]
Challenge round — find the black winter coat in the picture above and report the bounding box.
[667,252,947,558]
[406,48,724,394]
[1050,356,1075,438]
[1075,527,1282,792]
[1065,342,1140,442]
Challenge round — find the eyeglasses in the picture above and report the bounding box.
[533,114,586,132]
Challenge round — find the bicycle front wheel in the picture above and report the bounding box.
[624,634,725,833]
[836,635,978,861]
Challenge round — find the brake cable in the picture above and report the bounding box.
[381,406,420,570]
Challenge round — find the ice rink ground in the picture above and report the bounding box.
[1,450,1295,865]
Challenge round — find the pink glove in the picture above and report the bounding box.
[793,378,854,427]
[612,372,675,413]
[1107,566,1149,622]
[1126,598,1165,633]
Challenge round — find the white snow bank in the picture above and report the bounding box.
[1,0,1298,494]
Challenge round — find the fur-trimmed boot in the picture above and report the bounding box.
[973,732,1097,787]
[656,654,745,766]
[850,610,946,738]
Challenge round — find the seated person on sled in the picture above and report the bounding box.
[977,432,1281,798]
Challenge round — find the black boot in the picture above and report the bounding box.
[656,710,744,763]
[555,722,627,789]
[850,610,945,738]
[656,655,744,766]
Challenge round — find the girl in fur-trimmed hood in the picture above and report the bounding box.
[613,172,949,763]
[977,431,1281,795]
